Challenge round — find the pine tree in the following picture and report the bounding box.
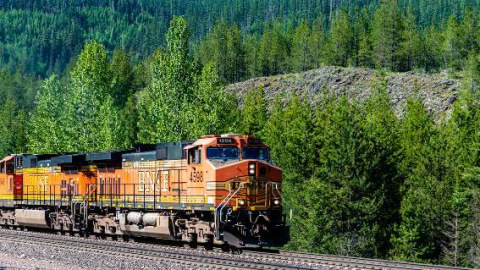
[226,23,247,82]
[326,10,353,66]
[290,20,312,72]
[195,21,247,83]
[371,0,406,71]
[400,6,423,71]
[353,8,373,68]
[458,6,479,60]
[268,94,314,252]
[244,33,261,78]
[240,86,267,136]
[442,15,463,70]
[438,54,480,266]
[110,49,134,106]
[258,24,290,76]
[309,16,326,69]
[391,97,447,263]
[423,24,444,71]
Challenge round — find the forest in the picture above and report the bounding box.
[0,0,480,267]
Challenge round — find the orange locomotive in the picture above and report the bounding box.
[0,135,287,248]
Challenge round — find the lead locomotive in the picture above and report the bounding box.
[0,134,288,249]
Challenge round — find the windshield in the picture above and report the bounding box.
[242,147,270,160]
[207,147,239,160]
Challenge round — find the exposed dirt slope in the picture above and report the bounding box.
[226,66,461,120]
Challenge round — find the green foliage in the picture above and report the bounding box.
[63,42,121,152]
[3,3,480,268]
[327,10,354,66]
[0,69,39,156]
[138,17,237,143]
[240,86,267,136]
[290,21,312,72]
[443,16,463,70]
[258,24,290,76]
[138,16,193,143]
[277,80,400,258]
[195,21,247,83]
[190,62,238,137]
[27,75,68,153]
[371,0,406,71]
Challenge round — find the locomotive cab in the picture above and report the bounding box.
[185,134,286,247]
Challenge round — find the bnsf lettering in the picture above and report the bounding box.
[138,170,170,192]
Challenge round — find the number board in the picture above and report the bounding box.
[217,138,235,144]
[247,138,261,145]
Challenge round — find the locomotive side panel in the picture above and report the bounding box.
[110,159,193,208]
[0,156,14,206]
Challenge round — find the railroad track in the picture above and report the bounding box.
[0,228,470,270]
[243,250,470,270]
[0,228,318,270]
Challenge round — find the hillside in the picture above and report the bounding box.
[227,66,461,120]
[0,0,477,76]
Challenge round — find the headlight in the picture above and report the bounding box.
[248,163,256,176]
[273,199,280,205]
[238,199,245,206]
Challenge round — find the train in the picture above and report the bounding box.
[0,134,288,249]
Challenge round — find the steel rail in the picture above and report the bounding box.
[242,250,470,270]
[0,229,316,270]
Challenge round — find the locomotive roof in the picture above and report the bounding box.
[37,159,53,167]
[122,151,157,162]
[86,149,134,162]
[51,153,86,165]
[23,154,58,168]
[122,141,194,162]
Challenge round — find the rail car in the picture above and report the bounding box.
[0,134,288,249]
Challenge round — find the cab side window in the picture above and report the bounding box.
[188,148,202,164]
[6,164,14,174]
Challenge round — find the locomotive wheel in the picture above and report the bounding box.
[230,246,242,255]
[221,244,230,253]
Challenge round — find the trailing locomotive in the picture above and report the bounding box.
[0,134,287,249]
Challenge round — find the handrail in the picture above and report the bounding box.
[214,181,246,240]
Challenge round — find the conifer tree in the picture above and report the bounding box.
[353,8,373,68]
[371,0,406,71]
[226,23,247,82]
[240,86,267,136]
[244,34,261,78]
[267,94,314,251]
[196,21,247,83]
[400,6,423,70]
[110,49,134,106]
[326,10,353,66]
[459,6,479,59]
[423,24,444,71]
[391,97,447,263]
[258,24,289,76]
[290,21,312,72]
[442,15,463,70]
[309,16,326,69]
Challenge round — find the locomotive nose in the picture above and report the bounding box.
[246,161,268,178]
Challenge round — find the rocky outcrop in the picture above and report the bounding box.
[226,66,462,120]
